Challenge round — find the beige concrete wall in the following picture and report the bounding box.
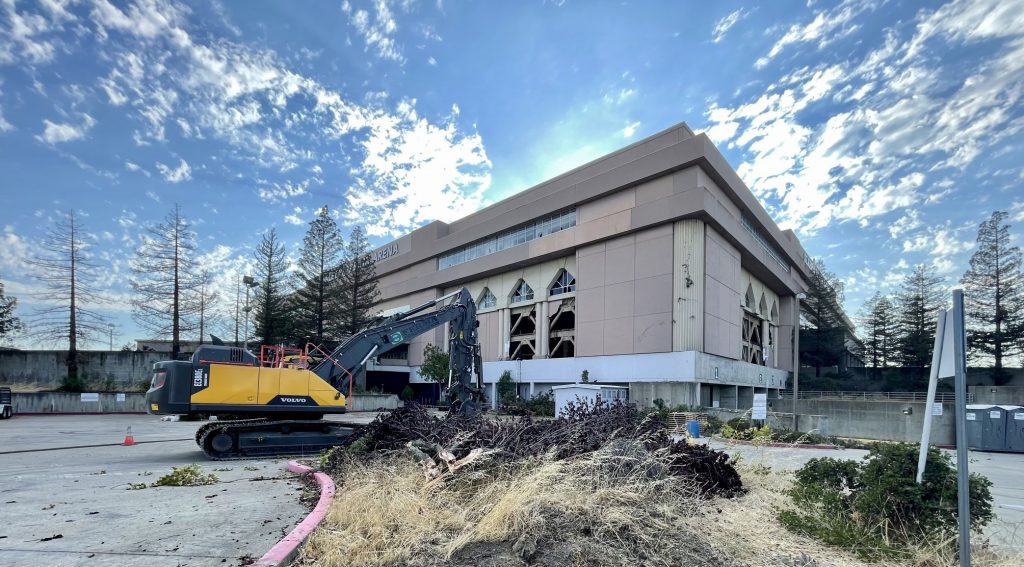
[703,226,741,360]
[576,225,673,357]
[374,289,444,366]
[673,219,704,351]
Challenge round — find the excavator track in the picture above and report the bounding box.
[196,419,355,460]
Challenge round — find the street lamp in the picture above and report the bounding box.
[242,275,259,351]
[107,323,115,351]
[791,292,806,431]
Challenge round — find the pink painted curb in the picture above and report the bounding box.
[253,460,336,567]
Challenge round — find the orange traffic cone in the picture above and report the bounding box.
[123,425,135,446]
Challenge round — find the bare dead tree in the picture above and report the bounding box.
[192,269,220,345]
[27,211,109,381]
[130,204,199,360]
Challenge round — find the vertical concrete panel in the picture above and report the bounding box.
[673,219,704,352]
[704,226,741,360]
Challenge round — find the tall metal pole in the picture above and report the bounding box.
[243,285,251,351]
[952,290,971,566]
[791,293,803,431]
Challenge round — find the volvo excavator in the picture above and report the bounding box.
[145,288,484,459]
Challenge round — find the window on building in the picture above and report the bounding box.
[509,306,536,360]
[759,294,769,319]
[478,287,496,309]
[510,280,534,304]
[744,284,756,311]
[548,299,575,358]
[549,269,576,296]
[742,312,765,366]
[438,209,577,270]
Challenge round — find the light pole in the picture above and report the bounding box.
[791,292,806,431]
[107,323,114,351]
[242,275,259,351]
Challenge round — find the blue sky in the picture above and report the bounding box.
[1,0,1022,348]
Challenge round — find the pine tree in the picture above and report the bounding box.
[253,228,291,345]
[338,226,380,337]
[961,211,1024,383]
[130,204,199,360]
[896,264,947,369]
[28,211,109,380]
[858,292,897,377]
[293,207,344,345]
[801,257,848,376]
[0,276,21,343]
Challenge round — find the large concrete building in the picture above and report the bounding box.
[367,123,812,409]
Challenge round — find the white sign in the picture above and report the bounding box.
[116,393,126,402]
[373,243,399,262]
[1015,413,1024,421]
[966,412,976,421]
[752,393,768,420]
[990,411,1001,419]
[80,393,99,402]
[932,403,943,416]
[712,400,720,408]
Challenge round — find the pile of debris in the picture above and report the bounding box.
[324,401,743,498]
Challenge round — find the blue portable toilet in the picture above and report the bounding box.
[1006,406,1024,453]
[965,405,990,449]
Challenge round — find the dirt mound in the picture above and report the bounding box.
[325,402,743,498]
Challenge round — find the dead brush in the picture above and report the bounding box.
[302,439,737,567]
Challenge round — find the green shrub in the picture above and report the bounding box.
[503,391,555,417]
[399,385,415,401]
[780,443,993,560]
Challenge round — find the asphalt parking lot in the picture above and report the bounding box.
[706,438,1024,551]
[0,414,346,567]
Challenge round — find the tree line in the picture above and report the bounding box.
[0,204,381,379]
[857,211,1024,384]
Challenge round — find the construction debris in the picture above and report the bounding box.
[324,401,743,497]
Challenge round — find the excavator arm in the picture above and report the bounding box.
[311,287,484,413]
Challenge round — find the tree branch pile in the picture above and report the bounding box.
[324,401,743,498]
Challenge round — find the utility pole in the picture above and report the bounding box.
[108,323,114,351]
[242,275,258,351]
[952,290,972,567]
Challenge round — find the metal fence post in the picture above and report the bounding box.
[952,290,971,567]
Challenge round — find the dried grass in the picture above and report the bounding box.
[301,452,1024,567]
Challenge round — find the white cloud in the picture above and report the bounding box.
[0,225,30,273]
[427,56,437,66]
[5,0,491,238]
[888,210,922,239]
[284,206,305,225]
[622,121,640,138]
[756,0,876,69]
[703,0,1024,233]
[145,190,161,202]
[712,9,749,43]
[345,103,492,237]
[155,158,191,183]
[36,114,96,144]
[342,0,405,63]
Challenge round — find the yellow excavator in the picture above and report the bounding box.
[145,288,484,459]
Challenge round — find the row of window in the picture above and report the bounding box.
[740,215,791,273]
[438,209,578,270]
[476,270,577,309]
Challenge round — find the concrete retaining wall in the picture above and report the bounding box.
[709,399,956,444]
[349,394,402,411]
[707,407,830,436]
[0,351,166,389]
[12,392,148,414]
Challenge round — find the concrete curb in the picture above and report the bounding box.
[253,460,336,567]
[722,438,839,450]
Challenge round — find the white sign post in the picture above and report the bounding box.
[752,393,768,421]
